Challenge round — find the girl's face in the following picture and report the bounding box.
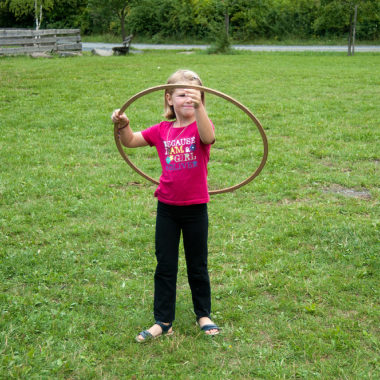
[166,89,195,121]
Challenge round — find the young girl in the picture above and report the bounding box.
[111,69,220,342]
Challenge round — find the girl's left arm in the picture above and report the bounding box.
[186,89,215,145]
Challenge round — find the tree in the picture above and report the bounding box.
[314,0,379,54]
[348,3,358,55]
[43,0,88,29]
[192,0,236,36]
[192,0,240,52]
[345,0,379,54]
[192,0,275,42]
[6,0,54,30]
[87,0,133,40]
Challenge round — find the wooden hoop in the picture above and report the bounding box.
[114,84,268,195]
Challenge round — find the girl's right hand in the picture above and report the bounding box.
[111,109,129,126]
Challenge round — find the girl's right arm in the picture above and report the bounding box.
[111,110,148,148]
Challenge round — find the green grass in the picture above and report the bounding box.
[1,51,379,379]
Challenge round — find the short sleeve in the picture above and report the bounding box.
[141,124,159,147]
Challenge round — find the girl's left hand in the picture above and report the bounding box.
[185,89,202,109]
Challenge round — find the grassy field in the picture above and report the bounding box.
[0,51,379,379]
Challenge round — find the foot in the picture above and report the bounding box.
[135,322,173,342]
[198,317,220,336]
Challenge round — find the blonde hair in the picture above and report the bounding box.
[164,69,204,119]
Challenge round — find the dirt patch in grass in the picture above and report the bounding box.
[109,181,144,189]
[324,184,371,199]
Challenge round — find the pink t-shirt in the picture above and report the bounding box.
[141,120,213,206]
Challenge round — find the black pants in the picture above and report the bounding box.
[154,201,211,322]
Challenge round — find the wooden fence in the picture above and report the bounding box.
[0,29,82,55]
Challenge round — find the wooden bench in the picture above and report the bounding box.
[112,34,133,55]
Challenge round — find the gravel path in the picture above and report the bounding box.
[83,42,380,52]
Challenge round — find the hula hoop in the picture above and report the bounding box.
[114,84,268,195]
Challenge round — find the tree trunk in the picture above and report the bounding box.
[348,3,359,56]
[35,1,43,31]
[352,4,358,55]
[348,10,353,55]
[225,11,229,36]
[35,0,38,30]
[119,8,127,40]
[39,4,43,29]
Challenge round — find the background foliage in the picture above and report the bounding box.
[0,0,379,41]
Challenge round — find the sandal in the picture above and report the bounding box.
[197,317,220,336]
[135,321,173,343]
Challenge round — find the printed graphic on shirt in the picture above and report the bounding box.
[163,137,198,171]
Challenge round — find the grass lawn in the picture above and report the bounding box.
[0,51,379,379]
